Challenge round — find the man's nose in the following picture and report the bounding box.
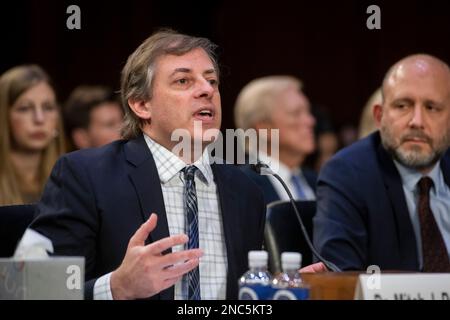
[196,79,215,99]
[408,105,425,129]
[306,112,316,127]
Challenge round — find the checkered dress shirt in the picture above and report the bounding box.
[94,134,228,300]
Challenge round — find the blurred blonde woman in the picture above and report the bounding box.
[358,88,382,139]
[0,65,65,205]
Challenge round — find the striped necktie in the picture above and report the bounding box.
[183,165,201,299]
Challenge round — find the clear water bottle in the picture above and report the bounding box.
[238,250,274,300]
[272,252,310,300]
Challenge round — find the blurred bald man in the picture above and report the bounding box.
[314,54,450,272]
[235,76,317,204]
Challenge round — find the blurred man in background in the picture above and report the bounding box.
[64,85,123,150]
[235,76,317,204]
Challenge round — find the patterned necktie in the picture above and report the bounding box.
[291,174,306,200]
[183,165,201,299]
[417,177,450,272]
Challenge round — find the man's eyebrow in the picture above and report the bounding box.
[170,68,192,76]
[423,99,442,107]
[392,97,414,104]
[170,68,217,77]
[204,69,216,75]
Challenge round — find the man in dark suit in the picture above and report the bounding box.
[234,76,317,204]
[314,54,450,272]
[29,30,265,300]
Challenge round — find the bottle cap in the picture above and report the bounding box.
[248,250,268,268]
[281,252,302,270]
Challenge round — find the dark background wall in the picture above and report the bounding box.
[1,0,450,132]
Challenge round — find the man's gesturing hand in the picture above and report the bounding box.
[110,213,203,300]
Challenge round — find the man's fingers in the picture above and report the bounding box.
[163,257,201,279]
[128,213,158,248]
[159,248,203,268]
[300,262,328,273]
[146,233,189,255]
[162,275,183,291]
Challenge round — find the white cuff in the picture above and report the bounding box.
[93,272,113,300]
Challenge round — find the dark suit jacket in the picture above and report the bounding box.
[313,132,450,271]
[30,134,265,299]
[240,165,317,205]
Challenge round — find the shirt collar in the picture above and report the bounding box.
[257,151,301,181]
[394,159,442,194]
[143,134,213,185]
[192,146,214,186]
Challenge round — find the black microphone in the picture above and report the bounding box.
[251,161,341,272]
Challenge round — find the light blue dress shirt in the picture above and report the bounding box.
[394,160,450,269]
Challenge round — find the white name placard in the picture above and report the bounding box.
[354,273,450,300]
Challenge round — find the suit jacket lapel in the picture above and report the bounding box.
[441,149,450,188]
[211,163,239,299]
[259,175,281,203]
[124,134,173,299]
[376,135,419,269]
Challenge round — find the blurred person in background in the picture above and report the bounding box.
[308,105,339,172]
[235,75,317,204]
[0,65,65,205]
[358,88,382,139]
[64,85,123,151]
[314,130,339,171]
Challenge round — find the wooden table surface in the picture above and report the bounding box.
[301,272,361,300]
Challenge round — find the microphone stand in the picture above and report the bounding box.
[253,161,341,272]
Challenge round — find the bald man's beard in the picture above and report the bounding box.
[380,125,450,171]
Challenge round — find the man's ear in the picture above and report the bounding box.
[128,98,152,120]
[373,104,383,128]
[72,128,91,149]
